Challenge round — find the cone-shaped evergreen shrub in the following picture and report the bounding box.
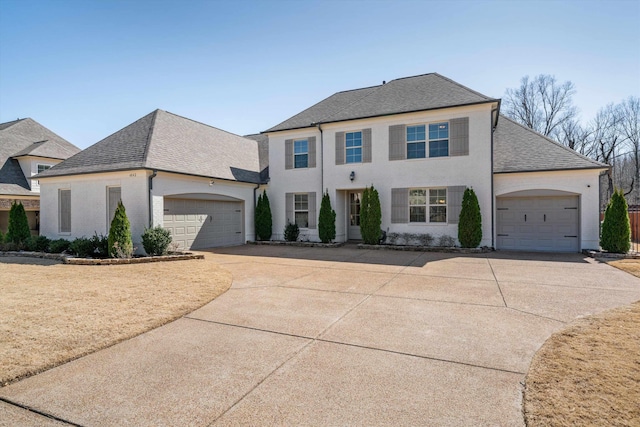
[458,188,482,248]
[255,190,272,241]
[318,191,336,243]
[360,185,381,244]
[600,189,631,253]
[7,201,31,244]
[108,201,133,258]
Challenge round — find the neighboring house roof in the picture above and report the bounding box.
[38,110,264,184]
[0,118,80,196]
[494,115,607,173]
[265,73,498,132]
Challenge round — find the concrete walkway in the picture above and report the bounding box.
[2,245,639,426]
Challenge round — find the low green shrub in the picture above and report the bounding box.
[90,233,109,257]
[49,238,71,254]
[141,226,172,256]
[0,230,4,243]
[70,237,94,257]
[438,235,456,247]
[23,235,51,252]
[284,222,299,242]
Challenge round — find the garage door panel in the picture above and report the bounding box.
[163,198,243,250]
[497,196,579,252]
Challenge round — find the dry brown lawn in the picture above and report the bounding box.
[524,258,640,426]
[0,255,231,387]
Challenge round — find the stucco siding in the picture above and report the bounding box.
[494,169,604,250]
[40,170,149,248]
[267,104,494,245]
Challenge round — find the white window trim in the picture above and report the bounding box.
[294,193,309,229]
[408,187,447,224]
[294,139,309,169]
[345,131,363,164]
[406,121,450,159]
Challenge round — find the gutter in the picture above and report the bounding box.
[316,123,324,194]
[148,169,157,227]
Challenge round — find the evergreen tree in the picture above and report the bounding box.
[458,188,482,248]
[255,190,272,241]
[318,191,336,243]
[600,189,631,253]
[108,201,133,258]
[360,185,382,244]
[6,201,31,244]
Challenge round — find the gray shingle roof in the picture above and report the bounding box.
[0,118,79,196]
[265,73,497,132]
[494,115,607,173]
[38,110,263,184]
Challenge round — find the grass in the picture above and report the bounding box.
[524,259,640,426]
[0,254,231,387]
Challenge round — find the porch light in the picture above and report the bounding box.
[350,171,355,182]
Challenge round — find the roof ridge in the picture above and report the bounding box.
[161,110,252,140]
[315,85,384,123]
[388,72,436,82]
[431,73,494,101]
[499,115,607,167]
[0,118,27,130]
[142,109,160,165]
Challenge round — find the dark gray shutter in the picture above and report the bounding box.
[389,124,406,161]
[285,193,293,224]
[447,186,466,224]
[107,186,121,226]
[391,188,409,224]
[335,132,345,165]
[308,192,317,229]
[450,117,469,156]
[362,128,372,163]
[59,189,71,233]
[308,136,316,168]
[285,139,293,169]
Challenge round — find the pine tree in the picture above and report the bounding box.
[360,185,381,244]
[255,190,272,241]
[6,201,31,244]
[458,188,482,248]
[108,201,133,258]
[600,189,631,253]
[318,191,336,243]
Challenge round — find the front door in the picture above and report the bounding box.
[348,191,362,240]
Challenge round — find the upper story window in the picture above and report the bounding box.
[429,123,449,158]
[409,188,447,223]
[294,139,308,168]
[345,131,362,163]
[406,125,426,159]
[406,122,449,159]
[37,164,51,174]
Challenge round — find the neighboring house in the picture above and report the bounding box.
[0,118,79,234]
[37,110,266,251]
[264,73,608,251]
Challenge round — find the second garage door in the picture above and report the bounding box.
[496,196,580,252]
[163,198,243,250]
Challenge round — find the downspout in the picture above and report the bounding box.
[253,183,260,240]
[490,107,498,250]
[148,170,157,227]
[316,123,324,193]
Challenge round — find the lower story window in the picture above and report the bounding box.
[59,189,71,233]
[409,188,447,223]
[294,194,309,228]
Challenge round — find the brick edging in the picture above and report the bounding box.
[583,250,640,260]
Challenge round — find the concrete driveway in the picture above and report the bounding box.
[2,245,639,426]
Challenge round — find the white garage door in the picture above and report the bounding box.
[496,196,580,252]
[163,198,243,250]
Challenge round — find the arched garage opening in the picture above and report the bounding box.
[496,190,580,252]
[162,193,244,250]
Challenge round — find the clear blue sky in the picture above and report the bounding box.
[1,0,638,149]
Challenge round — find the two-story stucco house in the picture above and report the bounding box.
[264,73,607,251]
[0,118,79,234]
